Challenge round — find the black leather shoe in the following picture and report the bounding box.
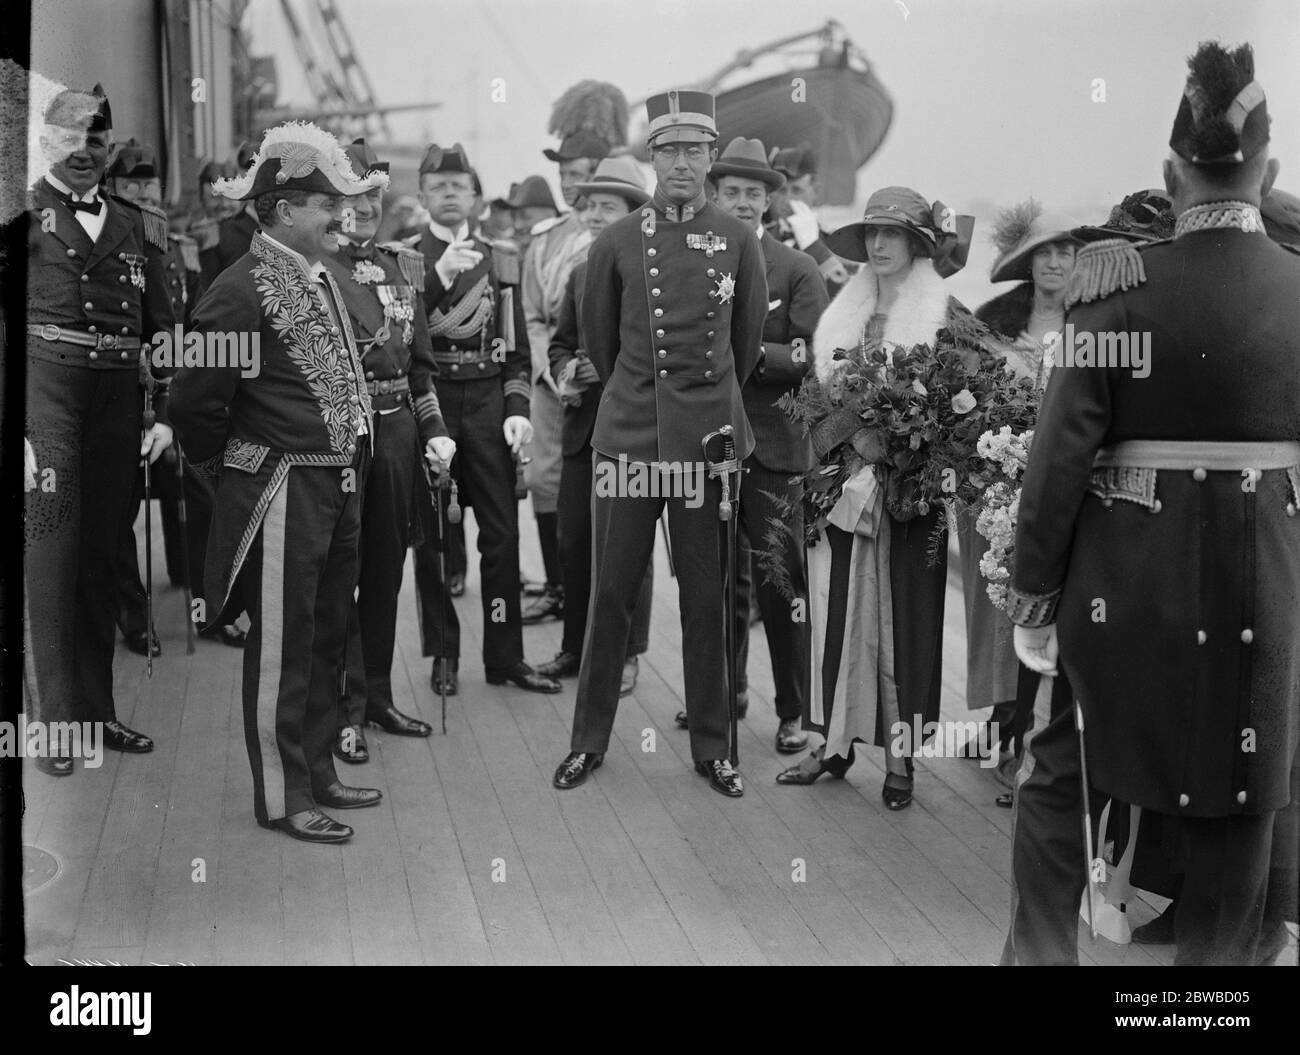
[521,586,564,624]
[619,656,639,697]
[104,720,154,753]
[124,629,161,657]
[486,661,561,694]
[553,751,602,789]
[262,809,353,843]
[1131,900,1177,945]
[431,658,459,696]
[695,758,744,797]
[215,623,247,648]
[674,710,689,729]
[676,691,748,730]
[367,705,432,737]
[776,719,809,754]
[35,754,74,776]
[448,572,466,598]
[332,725,369,764]
[536,650,581,679]
[315,782,382,809]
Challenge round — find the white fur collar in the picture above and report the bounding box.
[812,262,951,383]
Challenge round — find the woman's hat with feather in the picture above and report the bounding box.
[988,199,1082,282]
[544,80,628,162]
[212,121,390,201]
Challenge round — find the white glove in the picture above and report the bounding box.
[502,415,533,453]
[433,239,484,287]
[1013,624,1059,676]
[787,200,821,250]
[425,435,457,473]
[140,422,175,465]
[820,257,851,286]
[24,437,38,492]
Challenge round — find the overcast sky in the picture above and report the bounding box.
[249,0,1300,306]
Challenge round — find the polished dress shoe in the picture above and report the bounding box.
[448,572,466,597]
[262,808,353,844]
[367,704,432,737]
[696,758,744,797]
[430,658,459,696]
[1131,900,1177,945]
[35,754,74,777]
[676,691,747,729]
[776,745,850,785]
[215,623,247,648]
[486,661,561,694]
[104,720,154,753]
[521,585,564,624]
[332,725,369,764]
[535,650,581,679]
[775,718,809,754]
[123,629,161,657]
[619,656,639,697]
[553,751,602,789]
[315,782,382,809]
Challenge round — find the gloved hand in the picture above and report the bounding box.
[1014,624,1059,676]
[140,422,174,465]
[502,415,533,454]
[425,435,457,474]
[433,239,484,287]
[787,200,821,250]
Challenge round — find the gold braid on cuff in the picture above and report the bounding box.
[1005,585,1061,628]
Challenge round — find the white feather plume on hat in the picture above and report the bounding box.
[213,121,390,200]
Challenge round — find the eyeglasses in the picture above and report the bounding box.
[652,143,709,163]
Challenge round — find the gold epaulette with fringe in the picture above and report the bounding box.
[378,241,425,289]
[1066,237,1168,308]
[110,194,169,251]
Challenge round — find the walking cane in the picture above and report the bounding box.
[702,425,744,767]
[174,442,196,654]
[1076,697,1099,941]
[140,352,157,678]
[422,457,454,734]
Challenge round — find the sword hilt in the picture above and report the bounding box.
[447,479,462,524]
[701,424,740,521]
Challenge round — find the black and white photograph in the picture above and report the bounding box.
[1,0,1298,1002]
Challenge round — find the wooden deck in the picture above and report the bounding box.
[21,506,1292,966]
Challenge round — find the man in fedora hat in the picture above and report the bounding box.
[171,121,388,842]
[408,142,560,697]
[552,89,768,798]
[537,156,654,695]
[24,85,176,775]
[325,139,457,764]
[669,137,828,755]
[1005,41,1300,965]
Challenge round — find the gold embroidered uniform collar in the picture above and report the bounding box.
[1173,200,1264,238]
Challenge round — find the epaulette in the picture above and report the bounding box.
[1065,236,1170,308]
[377,241,425,289]
[109,193,169,251]
[170,232,202,272]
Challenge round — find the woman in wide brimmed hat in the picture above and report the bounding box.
[776,186,973,811]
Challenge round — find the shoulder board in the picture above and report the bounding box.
[377,241,425,288]
[1065,237,1168,308]
[109,194,169,251]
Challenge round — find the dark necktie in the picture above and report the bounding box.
[61,194,103,215]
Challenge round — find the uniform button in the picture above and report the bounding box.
[656,329,665,338]
[658,369,668,378]
[120,351,129,360]
[478,362,486,370]
[118,274,127,283]
[704,369,714,379]
[1150,500,1162,513]
[1287,502,1297,517]
[349,395,359,405]
[121,301,129,310]
[1102,498,1114,508]
[120,326,129,334]
[1241,628,1254,644]
[649,267,659,276]
[1192,467,1207,481]
[654,308,663,317]
[1236,790,1247,805]
[705,350,714,359]
[66,248,77,257]
[652,288,661,296]
[346,372,356,381]
[118,252,127,261]
[80,274,89,281]
[706,311,715,319]
[647,248,657,257]
[706,330,714,338]
[451,344,459,352]
[84,301,93,310]
[365,371,375,380]
[707,268,716,277]
[331,326,340,335]
[397,369,403,376]
[87,325,97,333]
[89,351,98,360]
[658,349,666,358]
[1196,630,1207,645]
[1178,793,1190,808]
[451,364,459,372]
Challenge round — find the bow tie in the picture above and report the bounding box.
[61,194,102,215]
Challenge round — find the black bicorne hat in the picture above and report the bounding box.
[44,82,112,133]
[344,137,390,178]
[420,142,474,177]
[107,138,158,180]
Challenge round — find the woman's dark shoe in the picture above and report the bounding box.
[448,572,466,598]
[124,629,161,657]
[216,623,247,648]
[776,745,849,785]
[430,658,459,696]
[1131,899,1177,945]
[881,759,914,810]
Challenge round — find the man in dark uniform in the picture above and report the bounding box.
[326,139,456,763]
[552,89,768,797]
[672,138,828,755]
[199,141,259,284]
[24,85,175,775]
[539,156,654,693]
[766,143,850,294]
[1004,42,1300,965]
[171,122,387,843]
[408,143,560,696]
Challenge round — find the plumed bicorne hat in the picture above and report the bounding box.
[545,80,627,161]
[107,138,159,180]
[988,200,1083,282]
[212,121,389,201]
[44,82,112,132]
[1169,41,1269,165]
[826,185,974,278]
[710,137,785,191]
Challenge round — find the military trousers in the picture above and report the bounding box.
[570,454,729,762]
[234,452,365,823]
[341,408,422,726]
[25,356,143,726]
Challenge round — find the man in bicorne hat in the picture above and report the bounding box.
[171,122,388,843]
[24,84,176,775]
[672,137,828,755]
[325,139,457,763]
[552,89,768,798]
[1005,41,1300,965]
[408,142,561,697]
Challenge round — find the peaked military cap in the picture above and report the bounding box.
[645,89,717,145]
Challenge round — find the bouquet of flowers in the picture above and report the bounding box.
[971,427,1034,610]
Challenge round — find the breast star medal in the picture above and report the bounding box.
[709,272,735,304]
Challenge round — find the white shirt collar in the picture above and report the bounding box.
[755,223,765,240]
[428,219,470,244]
[261,230,328,280]
[46,172,99,202]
